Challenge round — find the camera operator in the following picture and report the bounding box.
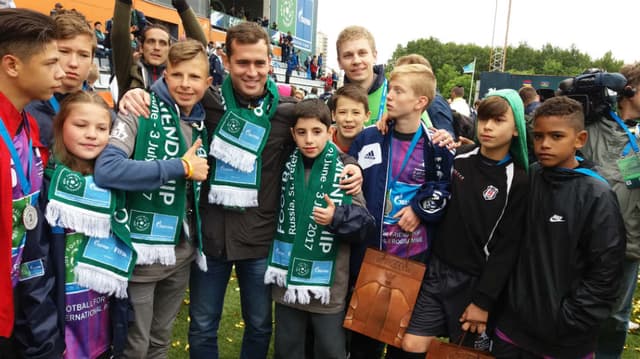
[579,63,640,358]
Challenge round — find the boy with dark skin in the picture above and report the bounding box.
[493,96,625,358]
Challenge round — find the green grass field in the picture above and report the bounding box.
[167,273,640,358]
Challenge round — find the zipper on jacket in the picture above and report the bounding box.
[483,162,514,260]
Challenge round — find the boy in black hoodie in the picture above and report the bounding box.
[402,89,529,355]
[493,96,625,358]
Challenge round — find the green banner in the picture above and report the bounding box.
[277,0,297,35]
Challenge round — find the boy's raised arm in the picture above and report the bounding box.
[94,113,185,191]
[174,0,207,46]
[112,0,135,94]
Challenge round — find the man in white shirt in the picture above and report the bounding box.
[449,85,471,117]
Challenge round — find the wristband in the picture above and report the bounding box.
[182,157,194,179]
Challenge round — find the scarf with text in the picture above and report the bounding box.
[45,164,136,298]
[128,92,208,268]
[208,77,279,208]
[264,142,351,305]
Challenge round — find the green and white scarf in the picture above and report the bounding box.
[45,164,136,298]
[264,142,352,305]
[46,165,115,238]
[128,92,208,268]
[208,77,280,207]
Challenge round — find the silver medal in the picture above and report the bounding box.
[22,204,38,231]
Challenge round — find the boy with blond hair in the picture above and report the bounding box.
[348,64,454,358]
[394,53,453,132]
[94,39,211,357]
[336,29,454,136]
[336,26,386,126]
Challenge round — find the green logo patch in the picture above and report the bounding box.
[292,258,312,279]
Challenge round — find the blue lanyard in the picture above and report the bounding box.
[0,116,33,194]
[377,79,388,122]
[610,110,640,156]
[49,95,60,114]
[388,125,423,186]
[562,156,608,184]
[572,168,608,184]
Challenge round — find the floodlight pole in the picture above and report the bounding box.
[502,0,512,71]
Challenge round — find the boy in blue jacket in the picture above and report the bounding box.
[492,96,625,358]
[348,63,454,359]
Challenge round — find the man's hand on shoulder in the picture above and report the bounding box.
[119,88,151,118]
[339,164,362,195]
[430,128,457,150]
[376,112,390,135]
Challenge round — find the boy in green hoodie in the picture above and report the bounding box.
[402,89,530,355]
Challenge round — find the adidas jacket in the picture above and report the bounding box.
[347,122,454,282]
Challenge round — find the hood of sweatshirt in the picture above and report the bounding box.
[485,88,529,172]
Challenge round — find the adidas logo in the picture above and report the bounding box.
[364,150,376,160]
[549,214,565,223]
[358,144,382,169]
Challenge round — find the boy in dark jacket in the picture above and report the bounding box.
[26,9,97,148]
[265,98,374,359]
[492,96,625,357]
[402,89,530,354]
[348,63,454,359]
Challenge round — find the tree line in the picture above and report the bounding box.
[388,36,625,100]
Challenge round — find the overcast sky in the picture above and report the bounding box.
[317,0,639,71]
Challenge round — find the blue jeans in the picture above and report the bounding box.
[188,257,272,359]
[595,258,639,358]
